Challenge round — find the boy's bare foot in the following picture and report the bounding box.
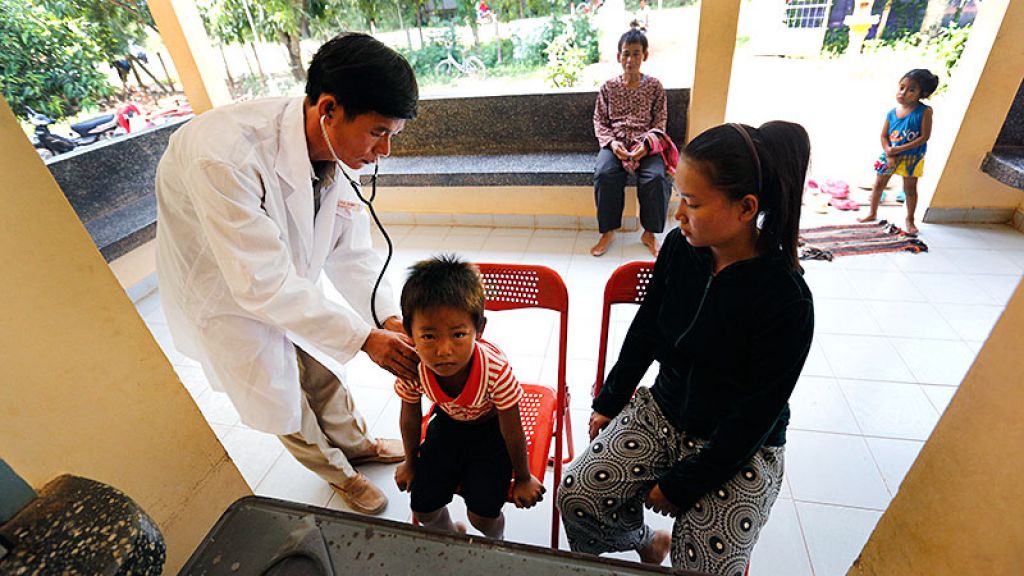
[637,529,671,565]
[454,521,468,534]
[906,219,919,235]
[640,231,659,257]
[591,232,615,257]
[858,213,878,223]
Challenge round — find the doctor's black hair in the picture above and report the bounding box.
[306,32,418,121]
[401,254,486,335]
[902,68,940,100]
[682,121,810,272]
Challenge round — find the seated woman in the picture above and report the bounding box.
[558,121,814,576]
[591,29,674,258]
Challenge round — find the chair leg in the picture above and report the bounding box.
[548,392,575,466]
[562,400,574,463]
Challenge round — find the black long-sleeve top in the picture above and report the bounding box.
[593,228,814,512]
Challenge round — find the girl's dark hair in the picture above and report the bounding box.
[902,68,940,99]
[618,29,648,52]
[401,254,486,334]
[306,32,419,120]
[682,121,811,272]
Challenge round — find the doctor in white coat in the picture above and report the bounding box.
[155,33,420,515]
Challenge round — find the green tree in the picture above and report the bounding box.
[44,0,155,61]
[0,0,114,119]
[201,0,330,83]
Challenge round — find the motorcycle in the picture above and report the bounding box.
[27,107,119,159]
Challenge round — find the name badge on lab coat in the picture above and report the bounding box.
[336,199,362,218]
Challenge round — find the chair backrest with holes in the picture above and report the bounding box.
[476,263,568,550]
[476,263,569,313]
[593,261,655,398]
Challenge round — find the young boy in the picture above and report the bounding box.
[394,255,545,538]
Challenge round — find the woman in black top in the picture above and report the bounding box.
[557,121,814,576]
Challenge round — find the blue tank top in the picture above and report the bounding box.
[885,104,928,159]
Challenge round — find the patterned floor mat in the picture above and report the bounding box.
[799,220,928,261]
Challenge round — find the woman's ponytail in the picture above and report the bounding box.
[756,121,810,272]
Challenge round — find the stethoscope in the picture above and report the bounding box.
[320,113,393,329]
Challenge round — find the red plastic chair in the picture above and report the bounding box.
[417,263,571,549]
[593,261,655,398]
[593,261,751,576]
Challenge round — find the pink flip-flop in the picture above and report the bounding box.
[822,179,850,199]
[830,198,860,211]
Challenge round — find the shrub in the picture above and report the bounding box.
[822,26,850,56]
[398,41,450,78]
[474,37,515,68]
[569,13,600,64]
[545,31,586,88]
[0,0,114,120]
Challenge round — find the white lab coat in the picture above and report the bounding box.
[155,96,399,435]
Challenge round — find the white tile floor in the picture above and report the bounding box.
[135,215,1024,575]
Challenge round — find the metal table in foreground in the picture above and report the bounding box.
[180,496,705,576]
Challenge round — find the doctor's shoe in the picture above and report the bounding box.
[331,473,388,515]
[349,438,405,465]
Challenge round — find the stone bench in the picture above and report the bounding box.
[981,79,1024,191]
[46,118,190,262]
[362,89,688,228]
[982,147,1024,190]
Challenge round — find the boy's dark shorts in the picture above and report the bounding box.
[410,408,512,519]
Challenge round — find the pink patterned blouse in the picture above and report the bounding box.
[593,74,668,149]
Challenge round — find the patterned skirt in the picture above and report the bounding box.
[557,387,784,576]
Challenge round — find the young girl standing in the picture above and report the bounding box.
[859,68,939,235]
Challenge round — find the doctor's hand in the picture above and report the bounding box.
[382,315,408,336]
[363,328,419,380]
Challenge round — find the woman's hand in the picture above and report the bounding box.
[644,484,679,517]
[610,141,631,161]
[628,144,647,161]
[588,411,612,441]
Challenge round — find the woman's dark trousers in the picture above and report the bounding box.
[594,147,671,234]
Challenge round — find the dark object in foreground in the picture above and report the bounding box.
[180,496,706,576]
[0,473,165,575]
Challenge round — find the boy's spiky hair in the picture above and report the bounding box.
[401,254,485,333]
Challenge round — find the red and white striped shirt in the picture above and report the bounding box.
[395,340,523,421]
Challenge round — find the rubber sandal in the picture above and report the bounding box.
[822,179,849,199]
[830,198,860,211]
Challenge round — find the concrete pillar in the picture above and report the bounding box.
[687,0,742,142]
[0,94,249,572]
[849,273,1024,574]
[924,0,1024,221]
[146,0,231,113]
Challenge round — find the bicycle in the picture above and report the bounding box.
[435,49,486,77]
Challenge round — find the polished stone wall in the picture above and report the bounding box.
[995,78,1024,147]
[45,118,189,262]
[392,89,690,156]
